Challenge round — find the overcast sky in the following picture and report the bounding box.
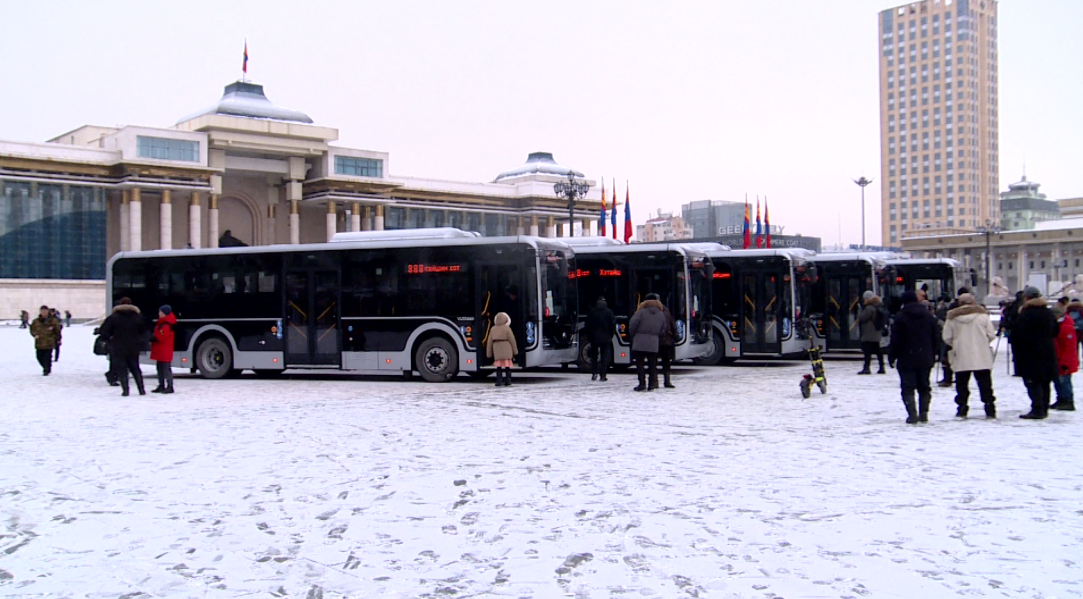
[1,0,1079,246]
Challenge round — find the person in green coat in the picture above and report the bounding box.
[29,305,61,376]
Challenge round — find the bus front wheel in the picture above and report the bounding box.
[196,337,233,379]
[415,337,459,382]
[692,329,727,366]
[576,337,594,373]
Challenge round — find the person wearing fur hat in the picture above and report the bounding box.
[150,305,177,394]
[628,293,668,392]
[98,297,147,396]
[486,311,518,387]
[1009,286,1059,419]
[888,290,940,424]
[857,290,887,375]
[941,293,997,418]
[1052,306,1078,411]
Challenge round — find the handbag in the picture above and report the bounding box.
[93,335,109,356]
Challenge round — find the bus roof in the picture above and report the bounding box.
[810,252,888,267]
[706,248,813,261]
[568,241,711,260]
[107,234,574,269]
[886,257,963,268]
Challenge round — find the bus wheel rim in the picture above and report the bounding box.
[425,347,449,372]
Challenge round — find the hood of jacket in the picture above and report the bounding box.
[113,304,141,316]
[864,295,882,306]
[158,312,177,326]
[1021,297,1048,311]
[637,299,664,312]
[946,304,988,322]
[494,312,511,326]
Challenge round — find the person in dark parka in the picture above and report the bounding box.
[628,293,668,392]
[658,302,680,389]
[888,290,940,424]
[1009,286,1059,419]
[98,297,147,396]
[29,305,61,376]
[584,296,617,381]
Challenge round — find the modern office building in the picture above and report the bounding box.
[0,80,602,317]
[879,0,999,245]
[999,174,1059,230]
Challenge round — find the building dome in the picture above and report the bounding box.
[177,81,314,125]
[494,152,583,182]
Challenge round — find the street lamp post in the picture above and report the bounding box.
[854,176,873,250]
[976,220,1001,297]
[553,172,590,237]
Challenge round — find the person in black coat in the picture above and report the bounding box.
[658,304,679,389]
[584,297,616,381]
[1009,286,1059,419]
[888,290,940,424]
[98,297,147,396]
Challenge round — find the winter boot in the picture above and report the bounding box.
[984,402,996,419]
[857,368,872,375]
[903,396,918,424]
[135,377,146,396]
[955,404,968,418]
[1051,400,1075,411]
[918,395,931,423]
[151,385,165,393]
[503,369,513,387]
[162,385,174,394]
[494,369,504,387]
[663,374,675,389]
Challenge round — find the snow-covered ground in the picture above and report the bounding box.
[2,326,1080,599]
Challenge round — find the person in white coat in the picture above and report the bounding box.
[941,293,998,418]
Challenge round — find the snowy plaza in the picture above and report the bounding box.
[1,325,1081,598]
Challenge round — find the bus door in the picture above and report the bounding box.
[476,260,525,368]
[740,270,783,355]
[285,270,341,366]
[825,274,864,351]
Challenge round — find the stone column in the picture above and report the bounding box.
[546,216,556,238]
[517,216,525,236]
[208,194,219,249]
[362,206,372,231]
[189,192,202,249]
[119,189,130,252]
[326,201,337,241]
[129,187,142,251]
[160,189,172,250]
[351,202,361,233]
[267,205,277,245]
[1018,245,1027,291]
[530,215,539,236]
[374,205,385,231]
[289,200,300,244]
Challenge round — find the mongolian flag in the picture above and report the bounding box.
[599,179,607,237]
[243,40,249,74]
[765,199,772,249]
[610,177,617,239]
[623,183,633,243]
[755,199,763,248]
[742,199,751,249]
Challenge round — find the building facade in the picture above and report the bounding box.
[0,81,603,317]
[879,0,999,245]
[999,175,1059,230]
[901,218,1083,296]
[681,199,784,239]
[635,211,693,242]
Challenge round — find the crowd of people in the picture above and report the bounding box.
[884,285,1077,424]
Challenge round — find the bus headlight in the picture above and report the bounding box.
[676,319,686,342]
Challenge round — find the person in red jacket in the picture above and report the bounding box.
[1053,310,1078,411]
[150,305,176,394]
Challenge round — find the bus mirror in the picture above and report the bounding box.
[808,266,818,283]
[704,262,715,279]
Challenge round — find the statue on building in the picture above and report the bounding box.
[219,230,248,248]
[988,276,1011,300]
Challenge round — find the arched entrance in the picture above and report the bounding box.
[217,194,261,246]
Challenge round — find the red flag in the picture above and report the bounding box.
[742,199,751,249]
[243,41,249,74]
[611,177,617,240]
[755,199,763,248]
[765,199,772,249]
[623,183,633,243]
[599,179,607,237]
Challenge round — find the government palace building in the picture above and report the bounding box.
[0,81,602,318]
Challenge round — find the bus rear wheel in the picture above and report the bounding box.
[576,337,594,373]
[692,330,726,366]
[196,337,233,379]
[415,337,458,382]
